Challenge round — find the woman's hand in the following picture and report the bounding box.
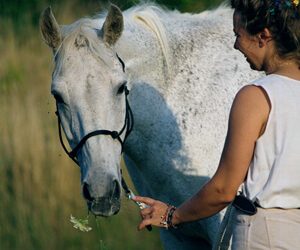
[132,196,170,230]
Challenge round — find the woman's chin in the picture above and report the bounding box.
[246,59,260,71]
[249,64,257,70]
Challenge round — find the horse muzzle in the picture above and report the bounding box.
[82,180,121,216]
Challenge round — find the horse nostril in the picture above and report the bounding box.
[83,183,94,202]
[112,180,121,198]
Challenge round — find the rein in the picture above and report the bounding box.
[55,53,133,196]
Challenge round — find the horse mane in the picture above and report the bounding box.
[125,3,173,75]
[122,3,231,77]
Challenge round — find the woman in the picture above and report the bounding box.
[134,0,300,249]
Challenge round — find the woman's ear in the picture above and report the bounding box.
[257,28,273,48]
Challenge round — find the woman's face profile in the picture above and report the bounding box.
[233,12,264,71]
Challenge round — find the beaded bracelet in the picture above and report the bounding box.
[166,205,177,229]
[160,205,177,229]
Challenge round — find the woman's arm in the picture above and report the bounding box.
[134,85,271,230]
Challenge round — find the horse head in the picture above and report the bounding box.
[40,5,128,216]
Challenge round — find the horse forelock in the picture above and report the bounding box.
[53,18,116,77]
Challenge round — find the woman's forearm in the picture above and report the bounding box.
[172,180,235,225]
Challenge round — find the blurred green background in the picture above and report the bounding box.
[0,0,223,249]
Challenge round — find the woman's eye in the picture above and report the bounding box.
[117,81,127,95]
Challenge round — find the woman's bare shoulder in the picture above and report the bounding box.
[232,85,271,119]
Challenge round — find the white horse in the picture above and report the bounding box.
[40,3,260,249]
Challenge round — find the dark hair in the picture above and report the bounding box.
[231,0,300,64]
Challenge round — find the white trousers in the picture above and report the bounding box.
[231,207,300,250]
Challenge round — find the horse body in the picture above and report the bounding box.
[115,6,260,247]
[41,4,261,249]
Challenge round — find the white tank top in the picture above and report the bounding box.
[243,74,300,209]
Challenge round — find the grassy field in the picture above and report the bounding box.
[0,0,222,249]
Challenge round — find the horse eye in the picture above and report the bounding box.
[117,81,127,95]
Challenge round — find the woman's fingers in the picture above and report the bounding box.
[133,196,155,206]
[134,197,171,230]
[140,206,153,217]
[138,218,153,230]
[132,196,172,230]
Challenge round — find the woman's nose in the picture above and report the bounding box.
[234,41,238,50]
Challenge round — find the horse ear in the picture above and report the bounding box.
[40,7,62,49]
[102,4,124,46]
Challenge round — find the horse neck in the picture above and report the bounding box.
[116,7,234,92]
[164,7,234,75]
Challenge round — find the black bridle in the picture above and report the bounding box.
[56,85,133,165]
[55,53,133,195]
